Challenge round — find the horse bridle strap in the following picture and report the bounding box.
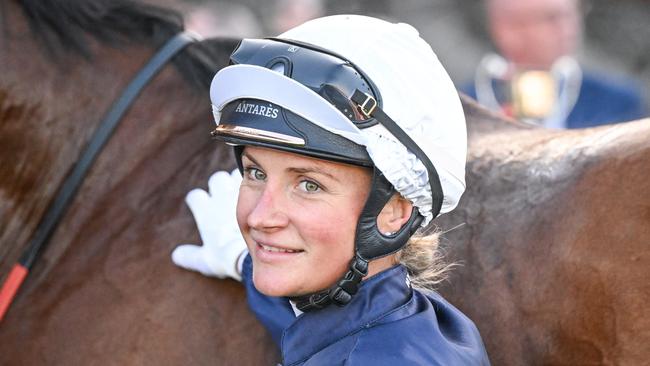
[0,32,197,322]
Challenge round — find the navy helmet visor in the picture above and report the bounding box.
[230,38,382,128]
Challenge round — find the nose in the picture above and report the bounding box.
[246,183,290,231]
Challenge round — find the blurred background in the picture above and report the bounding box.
[156,0,650,122]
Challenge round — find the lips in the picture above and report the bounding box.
[254,241,304,263]
[258,243,301,253]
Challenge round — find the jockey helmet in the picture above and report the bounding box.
[209,15,466,311]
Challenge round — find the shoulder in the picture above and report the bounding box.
[343,329,444,365]
[342,290,490,365]
[580,70,644,102]
[568,69,647,127]
[303,327,430,366]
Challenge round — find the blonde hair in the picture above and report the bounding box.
[395,230,455,291]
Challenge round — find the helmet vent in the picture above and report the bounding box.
[270,62,285,74]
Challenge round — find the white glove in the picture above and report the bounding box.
[172,169,247,281]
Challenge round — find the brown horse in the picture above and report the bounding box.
[437,97,650,365]
[2,1,649,365]
[0,0,278,364]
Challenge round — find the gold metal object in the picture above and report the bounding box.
[511,70,557,120]
[358,93,377,118]
[212,124,305,146]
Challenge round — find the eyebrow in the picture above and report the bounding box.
[288,166,340,183]
[241,150,261,167]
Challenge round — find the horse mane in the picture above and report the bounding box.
[16,0,238,90]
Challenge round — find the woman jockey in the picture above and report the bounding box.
[173,15,490,365]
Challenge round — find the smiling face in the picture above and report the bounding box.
[236,146,372,297]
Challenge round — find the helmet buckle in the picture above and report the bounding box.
[358,92,377,118]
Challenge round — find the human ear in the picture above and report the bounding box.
[376,194,413,235]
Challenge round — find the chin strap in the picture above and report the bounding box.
[294,89,442,313]
[293,255,368,312]
[293,169,420,313]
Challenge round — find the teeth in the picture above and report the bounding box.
[260,243,298,253]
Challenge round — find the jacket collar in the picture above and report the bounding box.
[281,265,412,365]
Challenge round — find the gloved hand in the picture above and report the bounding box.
[172,169,247,281]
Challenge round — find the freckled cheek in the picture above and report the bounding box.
[296,210,356,253]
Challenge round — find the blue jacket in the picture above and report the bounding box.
[242,255,490,365]
[565,71,647,128]
[462,69,647,128]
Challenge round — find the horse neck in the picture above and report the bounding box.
[0,1,211,283]
[460,94,535,143]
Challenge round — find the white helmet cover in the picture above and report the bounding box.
[210,15,467,226]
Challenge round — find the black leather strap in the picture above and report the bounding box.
[19,32,197,269]
[294,89,445,312]
[350,89,444,219]
[294,255,368,312]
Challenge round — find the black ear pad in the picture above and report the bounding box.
[355,168,424,261]
[233,145,245,173]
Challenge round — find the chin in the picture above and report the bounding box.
[252,265,299,297]
[252,264,338,298]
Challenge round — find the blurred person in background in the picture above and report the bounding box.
[270,0,325,34]
[463,0,647,129]
[184,1,262,38]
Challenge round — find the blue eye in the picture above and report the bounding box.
[245,167,266,181]
[299,180,321,193]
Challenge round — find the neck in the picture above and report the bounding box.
[365,253,398,280]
